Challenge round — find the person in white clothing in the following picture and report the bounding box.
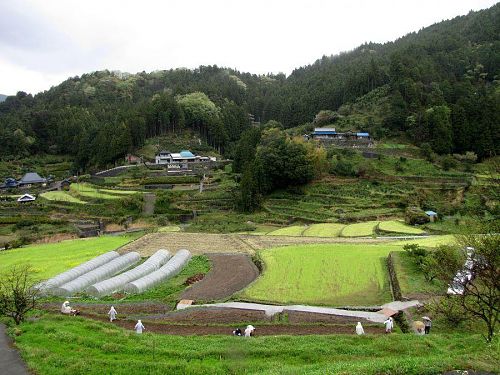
[384,317,393,333]
[108,306,117,322]
[355,322,365,335]
[244,325,255,337]
[61,301,78,316]
[134,320,145,334]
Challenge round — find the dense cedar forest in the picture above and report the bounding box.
[0,4,498,170]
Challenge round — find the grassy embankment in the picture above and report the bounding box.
[9,315,498,375]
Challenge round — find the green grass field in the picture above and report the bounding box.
[340,221,379,237]
[302,223,345,237]
[378,220,425,235]
[393,235,456,247]
[242,244,395,306]
[267,225,307,236]
[10,315,497,375]
[40,191,87,204]
[0,234,140,281]
[71,183,140,200]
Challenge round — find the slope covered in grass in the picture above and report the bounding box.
[0,234,141,281]
[242,243,393,306]
[11,315,498,375]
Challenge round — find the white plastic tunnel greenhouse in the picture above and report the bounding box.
[52,252,141,296]
[124,249,191,294]
[86,249,172,297]
[36,251,120,293]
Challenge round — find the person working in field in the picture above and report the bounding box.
[384,317,393,333]
[355,322,365,335]
[61,301,79,316]
[108,306,117,322]
[423,317,432,334]
[134,320,145,334]
[244,325,255,337]
[232,328,242,336]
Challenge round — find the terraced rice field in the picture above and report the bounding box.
[340,221,379,237]
[71,183,140,200]
[393,235,456,247]
[378,220,425,234]
[0,234,140,281]
[267,225,307,236]
[303,223,345,237]
[40,191,87,204]
[242,243,395,306]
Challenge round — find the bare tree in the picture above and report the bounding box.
[0,265,40,325]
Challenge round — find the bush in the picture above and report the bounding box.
[405,207,430,225]
[330,160,356,177]
[441,155,457,171]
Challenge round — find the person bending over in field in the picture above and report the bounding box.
[244,325,255,337]
[232,328,242,336]
[61,301,79,316]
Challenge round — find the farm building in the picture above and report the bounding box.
[155,150,213,165]
[18,172,47,187]
[17,193,36,202]
[0,177,18,189]
[311,128,373,146]
[425,210,438,222]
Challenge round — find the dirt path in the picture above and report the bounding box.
[118,232,393,256]
[86,315,384,336]
[181,254,259,301]
[0,324,29,375]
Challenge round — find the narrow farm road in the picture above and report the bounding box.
[0,324,29,375]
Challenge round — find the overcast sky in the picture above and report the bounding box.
[0,0,497,95]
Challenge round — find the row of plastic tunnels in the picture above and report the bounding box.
[36,249,191,297]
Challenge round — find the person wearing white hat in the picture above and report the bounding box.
[134,320,145,334]
[108,306,117,322]
[355,322,365,335]
[244,325,255,337]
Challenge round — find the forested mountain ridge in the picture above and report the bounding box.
[0,4,498,170]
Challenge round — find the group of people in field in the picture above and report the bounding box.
[61,301,431,337]
[355,316,432,335]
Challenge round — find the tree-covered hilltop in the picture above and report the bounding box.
[0,3,498,169]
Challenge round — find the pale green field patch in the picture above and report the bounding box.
[40,191,87,204]
[341,221,379,237]
[378,220,425,235]
[302,223,345,237]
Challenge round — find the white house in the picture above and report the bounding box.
[155,150,213,165]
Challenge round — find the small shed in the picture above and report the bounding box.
[425,210,438,222]
[17,194,36,203]
[0,178,18,189]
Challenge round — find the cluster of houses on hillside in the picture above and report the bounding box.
[0,172,48,189]
[308,128,373,146]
